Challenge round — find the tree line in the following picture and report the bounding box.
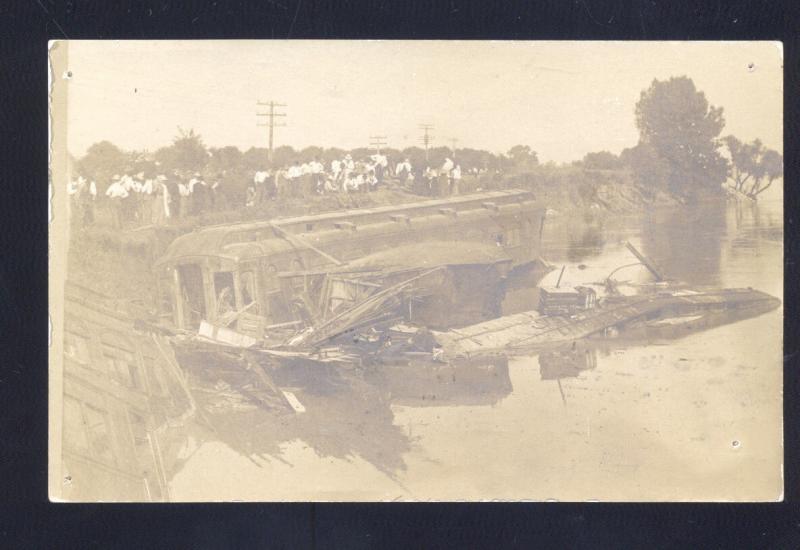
[75,129,541,206]
[75,76,782,205]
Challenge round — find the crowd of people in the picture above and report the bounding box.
[68,152,482,230]
[69,170,227,229]
[245,153,468,207]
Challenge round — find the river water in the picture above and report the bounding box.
[169,195,783,501]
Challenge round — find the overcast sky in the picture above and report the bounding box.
[61,40,782,163]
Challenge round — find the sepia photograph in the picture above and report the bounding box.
[48,40,783,502]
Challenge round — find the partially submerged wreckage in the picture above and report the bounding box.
[153,189,779,369]
[60,282,195,502]
[154,189,549,350]
[145,189,781,419]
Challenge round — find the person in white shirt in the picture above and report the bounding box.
[450,164,462,195]
[151,175,170,225]
[286,162,302,179]
[422,166,436,196]
[370,154,388,186]
[299,162,313,196]
[286,161,303,198]
[395,158,412,178]
[141,178,154,195]
[139,177,154,223]
[370,154,388,168]
[309,157,325,194]
[331,159,342,180]
[254,170,269,184]
[441,157,454,174]
[105,177,128,198]
[309,158,324,174]
[105,176,128,228]
[115,174,135,223]
[343,172,362,193]
[178,178,192,218]
[120,174,134,192]
[84,179,97,225]
[406,171,415,186]
[207,174,222,211]
[158,175,171,218]
[190,173,208,215]
[354,173,365,192]
[253,169,274,202]
[342,154,355,174]
[130,176,144,194]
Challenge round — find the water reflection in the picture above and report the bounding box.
[566,212,607,263]
[364,356,512,407]
[640,199,727,285]
[728,199,784,258]
[539,345,598,381]
[176,350,512,477]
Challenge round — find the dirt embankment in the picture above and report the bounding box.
[502,167,682,214]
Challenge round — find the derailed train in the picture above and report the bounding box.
[154,189,550,339]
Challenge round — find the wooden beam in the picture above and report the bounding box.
[269,222,345,266]
[624,241,665,282]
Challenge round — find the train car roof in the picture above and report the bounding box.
[156,189,536,267]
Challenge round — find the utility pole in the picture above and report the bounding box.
[418,124,435,163]
[448,137,459,159]
[369,135,387,155]
[256,101,287,164]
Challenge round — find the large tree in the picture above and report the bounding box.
[321,147,347,166]
[206,146,247,203]
[452,148,496,172]
[581,151,622,170]
[506,145,539,172]
[620,143,670,198]
[756,149,784,198]
[271,145,297,168]
[155,128,208,175]
[634,76,728,195]
[298,146,325,162]
[77,140,131,189]
[241,147,270,171]
[723,136,783,198]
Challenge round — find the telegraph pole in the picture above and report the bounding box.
[369,135,387,155]
[256,101,287,164]
[418,124,435,163]
[448,137,459,159]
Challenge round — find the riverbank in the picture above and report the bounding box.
[512,165,683,214]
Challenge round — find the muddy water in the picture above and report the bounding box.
[169,196,783,501]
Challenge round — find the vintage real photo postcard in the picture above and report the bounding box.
[48,40,783,502]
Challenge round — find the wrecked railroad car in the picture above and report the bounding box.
[153,189,548,338]
[59,282,195,502]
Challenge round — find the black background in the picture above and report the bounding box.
[1,1,798,548]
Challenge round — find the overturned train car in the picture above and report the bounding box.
[154,190,548,338]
